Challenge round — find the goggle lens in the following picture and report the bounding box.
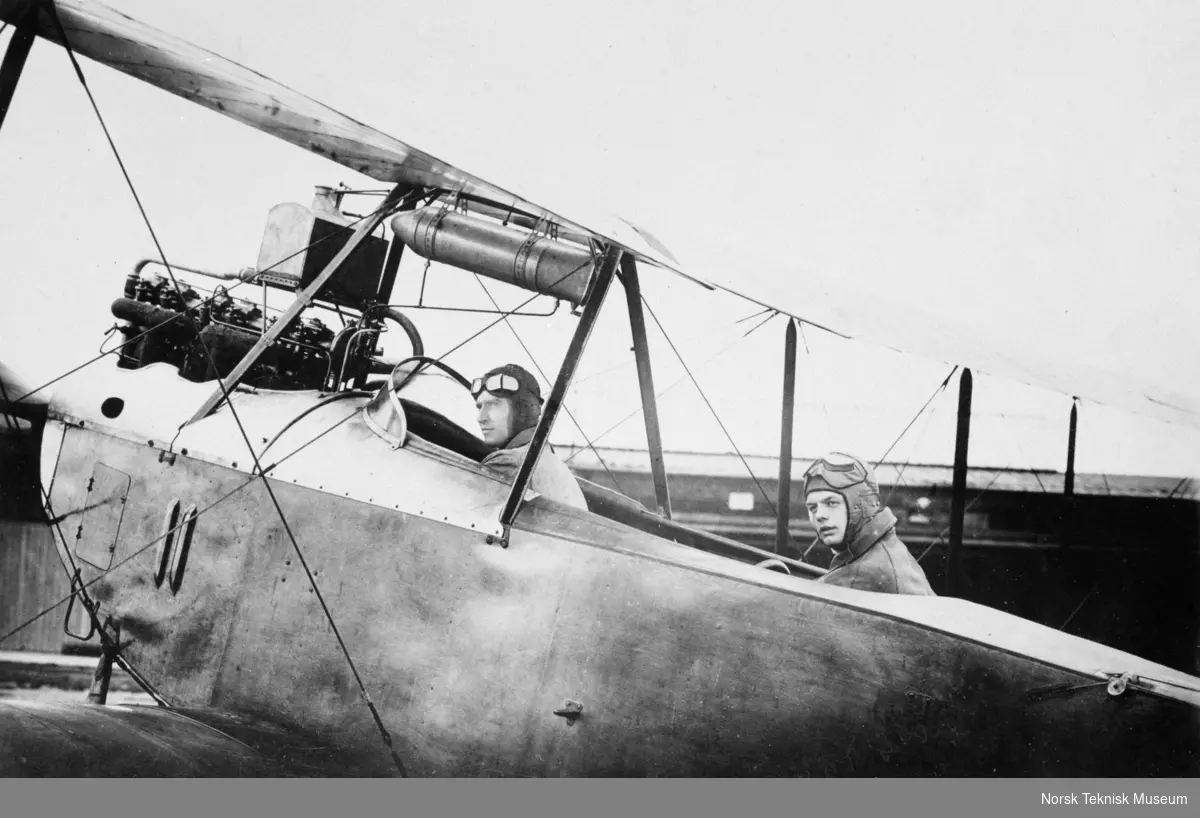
[471,373,522,398]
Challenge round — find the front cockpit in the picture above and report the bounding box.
[97,183,822,581]
[362,357,491,461]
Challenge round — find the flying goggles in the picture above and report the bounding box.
[470,373,523,399]
[803,452,870,489]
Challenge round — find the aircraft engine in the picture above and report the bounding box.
[389,207,596,305]
[111,271,338,390]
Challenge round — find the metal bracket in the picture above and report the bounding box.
[553,700,583,723]
[1107,672,1136,697]
[87,630,133,705]
[1026,671,1142,702]
[62,567,97,642]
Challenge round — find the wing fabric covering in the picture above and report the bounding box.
[0,0,677,273]
[0,701,281,776]
[2,0,1197,426]
[654,237,1200,429]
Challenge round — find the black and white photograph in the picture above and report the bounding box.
[0,0,1198,790]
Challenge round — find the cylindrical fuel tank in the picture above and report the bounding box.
[389,208,595,304]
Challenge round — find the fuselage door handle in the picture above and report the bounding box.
[154,499,181,587]
[167,504,198,594]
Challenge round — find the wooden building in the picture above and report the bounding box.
[0,413,84,654]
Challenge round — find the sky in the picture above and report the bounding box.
[1,0,1199,479]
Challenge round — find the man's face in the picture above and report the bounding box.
[476,392,514,446]
[806,490,848,549]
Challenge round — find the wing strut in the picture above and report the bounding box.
[0,3,36,136]
[498,244,623,538]
[946,368,973,596]
[776,318,798,554]
[1062,398,1079,550]
[186,183,417,424]
[619,255,672,518]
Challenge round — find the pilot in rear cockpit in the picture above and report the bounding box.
[473,364,588,510]
[804,452,935,595]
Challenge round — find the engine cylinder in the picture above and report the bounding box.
[389,208,595,305]
[110,298,198,342]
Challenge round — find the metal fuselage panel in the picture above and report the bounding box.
[42,421,1200,777]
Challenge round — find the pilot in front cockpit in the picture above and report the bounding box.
[473,364,588,510]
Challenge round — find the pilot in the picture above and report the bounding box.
[473,364,588,510]
[804,452,935,595]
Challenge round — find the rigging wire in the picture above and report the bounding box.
[880,400,947,510]
[734,305,773,324]
[741,310,779,338]
[639,296,800,552]
[795,320,811,355]
[1059,581,1101,632]
[569,355,642,388]
[874,365,958,469]
[563,306,780,463]
[385,301,560,318]
[569,308,778,390]
[471,273,627,496]
[914,471,1003,563]
[37,466,173,706]
[1166,476,1190,500]
[45,5,408,775]
[0,400,365,648]
[429,259,599,365]
[997,411,1050,495]
[879,369,958,508]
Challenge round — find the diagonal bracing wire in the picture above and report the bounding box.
[44,4,408,775]
[0,401,364,648]
[568,309,777,390]
[563,310,780,465]
[997,411,1050,495]
[875,365,959,470]
[740,310,779,338]
[914,471,1004,563]
[879,367,959,508]
[639,297,802,552]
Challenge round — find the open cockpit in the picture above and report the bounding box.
[101,185,822,581]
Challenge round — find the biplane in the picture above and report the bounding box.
[0,0,1198,777]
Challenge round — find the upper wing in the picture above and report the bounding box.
[657,237,1200,428]
[4,0,1198,429]
[0,0,679,273]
